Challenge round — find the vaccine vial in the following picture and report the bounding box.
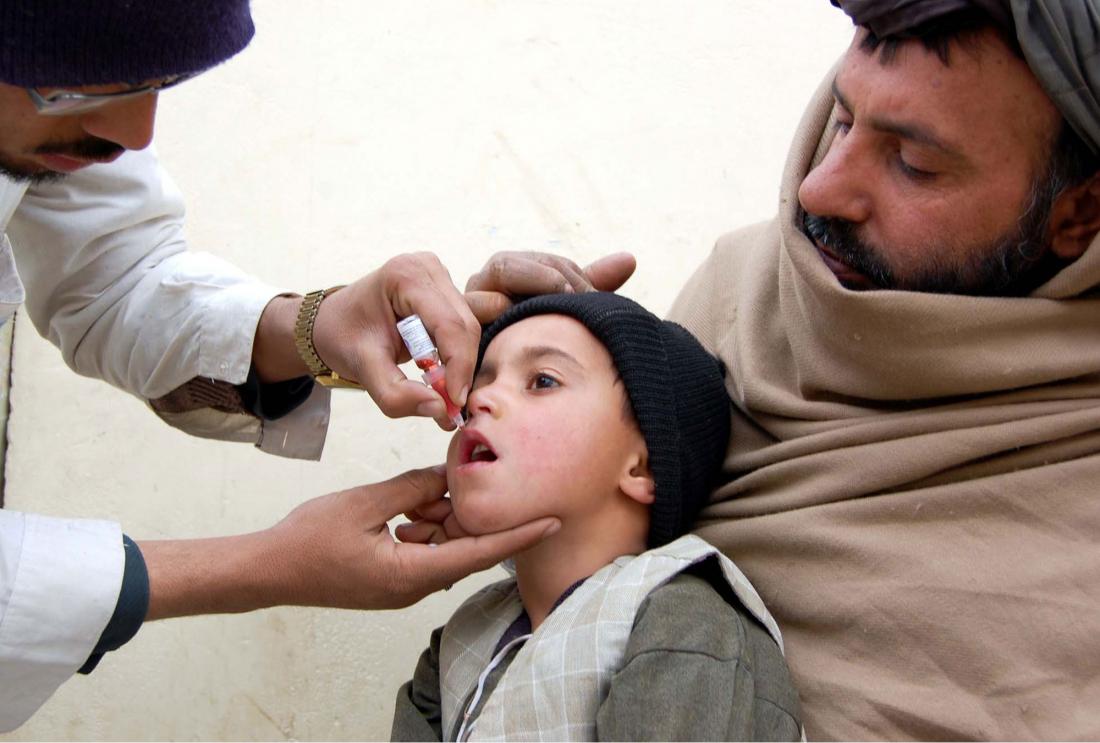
[397,314,465,428]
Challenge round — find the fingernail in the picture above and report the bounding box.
[417,400,445,418]
[430,464,447,475]
[542,519,562,538]
[458,385,470,407]
[563,284,575,294]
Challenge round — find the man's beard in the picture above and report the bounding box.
[0,137,124,186]
[802,164,1071,297]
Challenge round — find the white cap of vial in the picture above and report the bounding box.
[397,314,436,360]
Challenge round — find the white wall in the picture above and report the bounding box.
[2,2,853,739]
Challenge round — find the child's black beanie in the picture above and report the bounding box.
[477,292,731,547]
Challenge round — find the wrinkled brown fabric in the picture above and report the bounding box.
[149,376,249,416]
[669,70,1100,740]
[832,0,1100,153]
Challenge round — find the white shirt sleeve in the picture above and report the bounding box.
[0,148,336,732]
[5,146,329,458]
[0,510,122,733]
[9,146,281,397]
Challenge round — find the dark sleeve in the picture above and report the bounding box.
[236,366,315,420]
[391,626,445,741]
[596,570,802,742]
[78,534,150,674]
[150,368,313,420]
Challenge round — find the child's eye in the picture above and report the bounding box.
[529,373,561,390]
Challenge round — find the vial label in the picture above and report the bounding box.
[397,314,436,360]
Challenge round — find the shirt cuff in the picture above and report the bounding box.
[78,535,150,675]
[0,513,121,732]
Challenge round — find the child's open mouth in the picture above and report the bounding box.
[458,429,499,467]
[468,443,497,463]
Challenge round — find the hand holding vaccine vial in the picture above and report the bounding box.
[397,314,466,429]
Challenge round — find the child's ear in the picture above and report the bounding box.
[619,453,655,505]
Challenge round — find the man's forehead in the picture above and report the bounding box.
[830,72,968,164]
[834,0,1100,157]
[836,27,1060,158]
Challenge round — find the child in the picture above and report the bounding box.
[391,292,801,741]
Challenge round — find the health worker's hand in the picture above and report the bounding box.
[465,251,637,324]
[140,466,560,619]
[396,491,469,545]
[252,252,481,428]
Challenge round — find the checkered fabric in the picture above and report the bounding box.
[437,535,784,742]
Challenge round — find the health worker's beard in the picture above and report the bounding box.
[802,166,1071,297]
[0,137,125,185]
[0,155,63,185]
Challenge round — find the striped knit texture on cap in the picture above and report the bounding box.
[478,292,731,547]
[0,0,254,87]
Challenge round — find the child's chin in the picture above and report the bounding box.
[451,498,511,536]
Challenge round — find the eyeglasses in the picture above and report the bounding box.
[25,72,197,116]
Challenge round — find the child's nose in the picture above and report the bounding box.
[465,384,500,418]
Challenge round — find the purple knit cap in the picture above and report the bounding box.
[0,0,254,87]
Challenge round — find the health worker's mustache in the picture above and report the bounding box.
[34,137,125,161]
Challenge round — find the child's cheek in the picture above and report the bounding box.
[512,419,571,478]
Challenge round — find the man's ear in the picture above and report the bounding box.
[1048,173,1100,260]
[619,453,655,506]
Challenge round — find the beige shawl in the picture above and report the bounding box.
[668,70,1100,740]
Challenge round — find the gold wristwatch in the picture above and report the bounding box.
[293,286,361,388]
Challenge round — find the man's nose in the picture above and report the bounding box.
[797,132,873,225]
[79,92,158,151]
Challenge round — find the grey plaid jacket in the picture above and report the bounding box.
[433,535,790,741]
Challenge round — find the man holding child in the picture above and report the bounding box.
[471,0,1100,738]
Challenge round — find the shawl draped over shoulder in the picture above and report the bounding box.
[668,68,1100,740]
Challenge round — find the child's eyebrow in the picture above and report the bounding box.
[476,345,585,384]
[517,345,584,371]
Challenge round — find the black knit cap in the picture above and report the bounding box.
[0,0,254,87]
[478,292,731,547]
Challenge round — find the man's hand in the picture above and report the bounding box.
[252,252,481,426]
[139,466,560,619]
[465,251,637,324]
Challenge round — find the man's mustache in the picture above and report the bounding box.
[802,211,894,287]
[34,137,125,161]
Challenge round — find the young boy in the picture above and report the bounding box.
[391,292,801,741]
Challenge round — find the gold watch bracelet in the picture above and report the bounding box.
[292,286,361,389]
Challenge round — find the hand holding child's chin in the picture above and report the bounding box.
[396,495,471,545]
